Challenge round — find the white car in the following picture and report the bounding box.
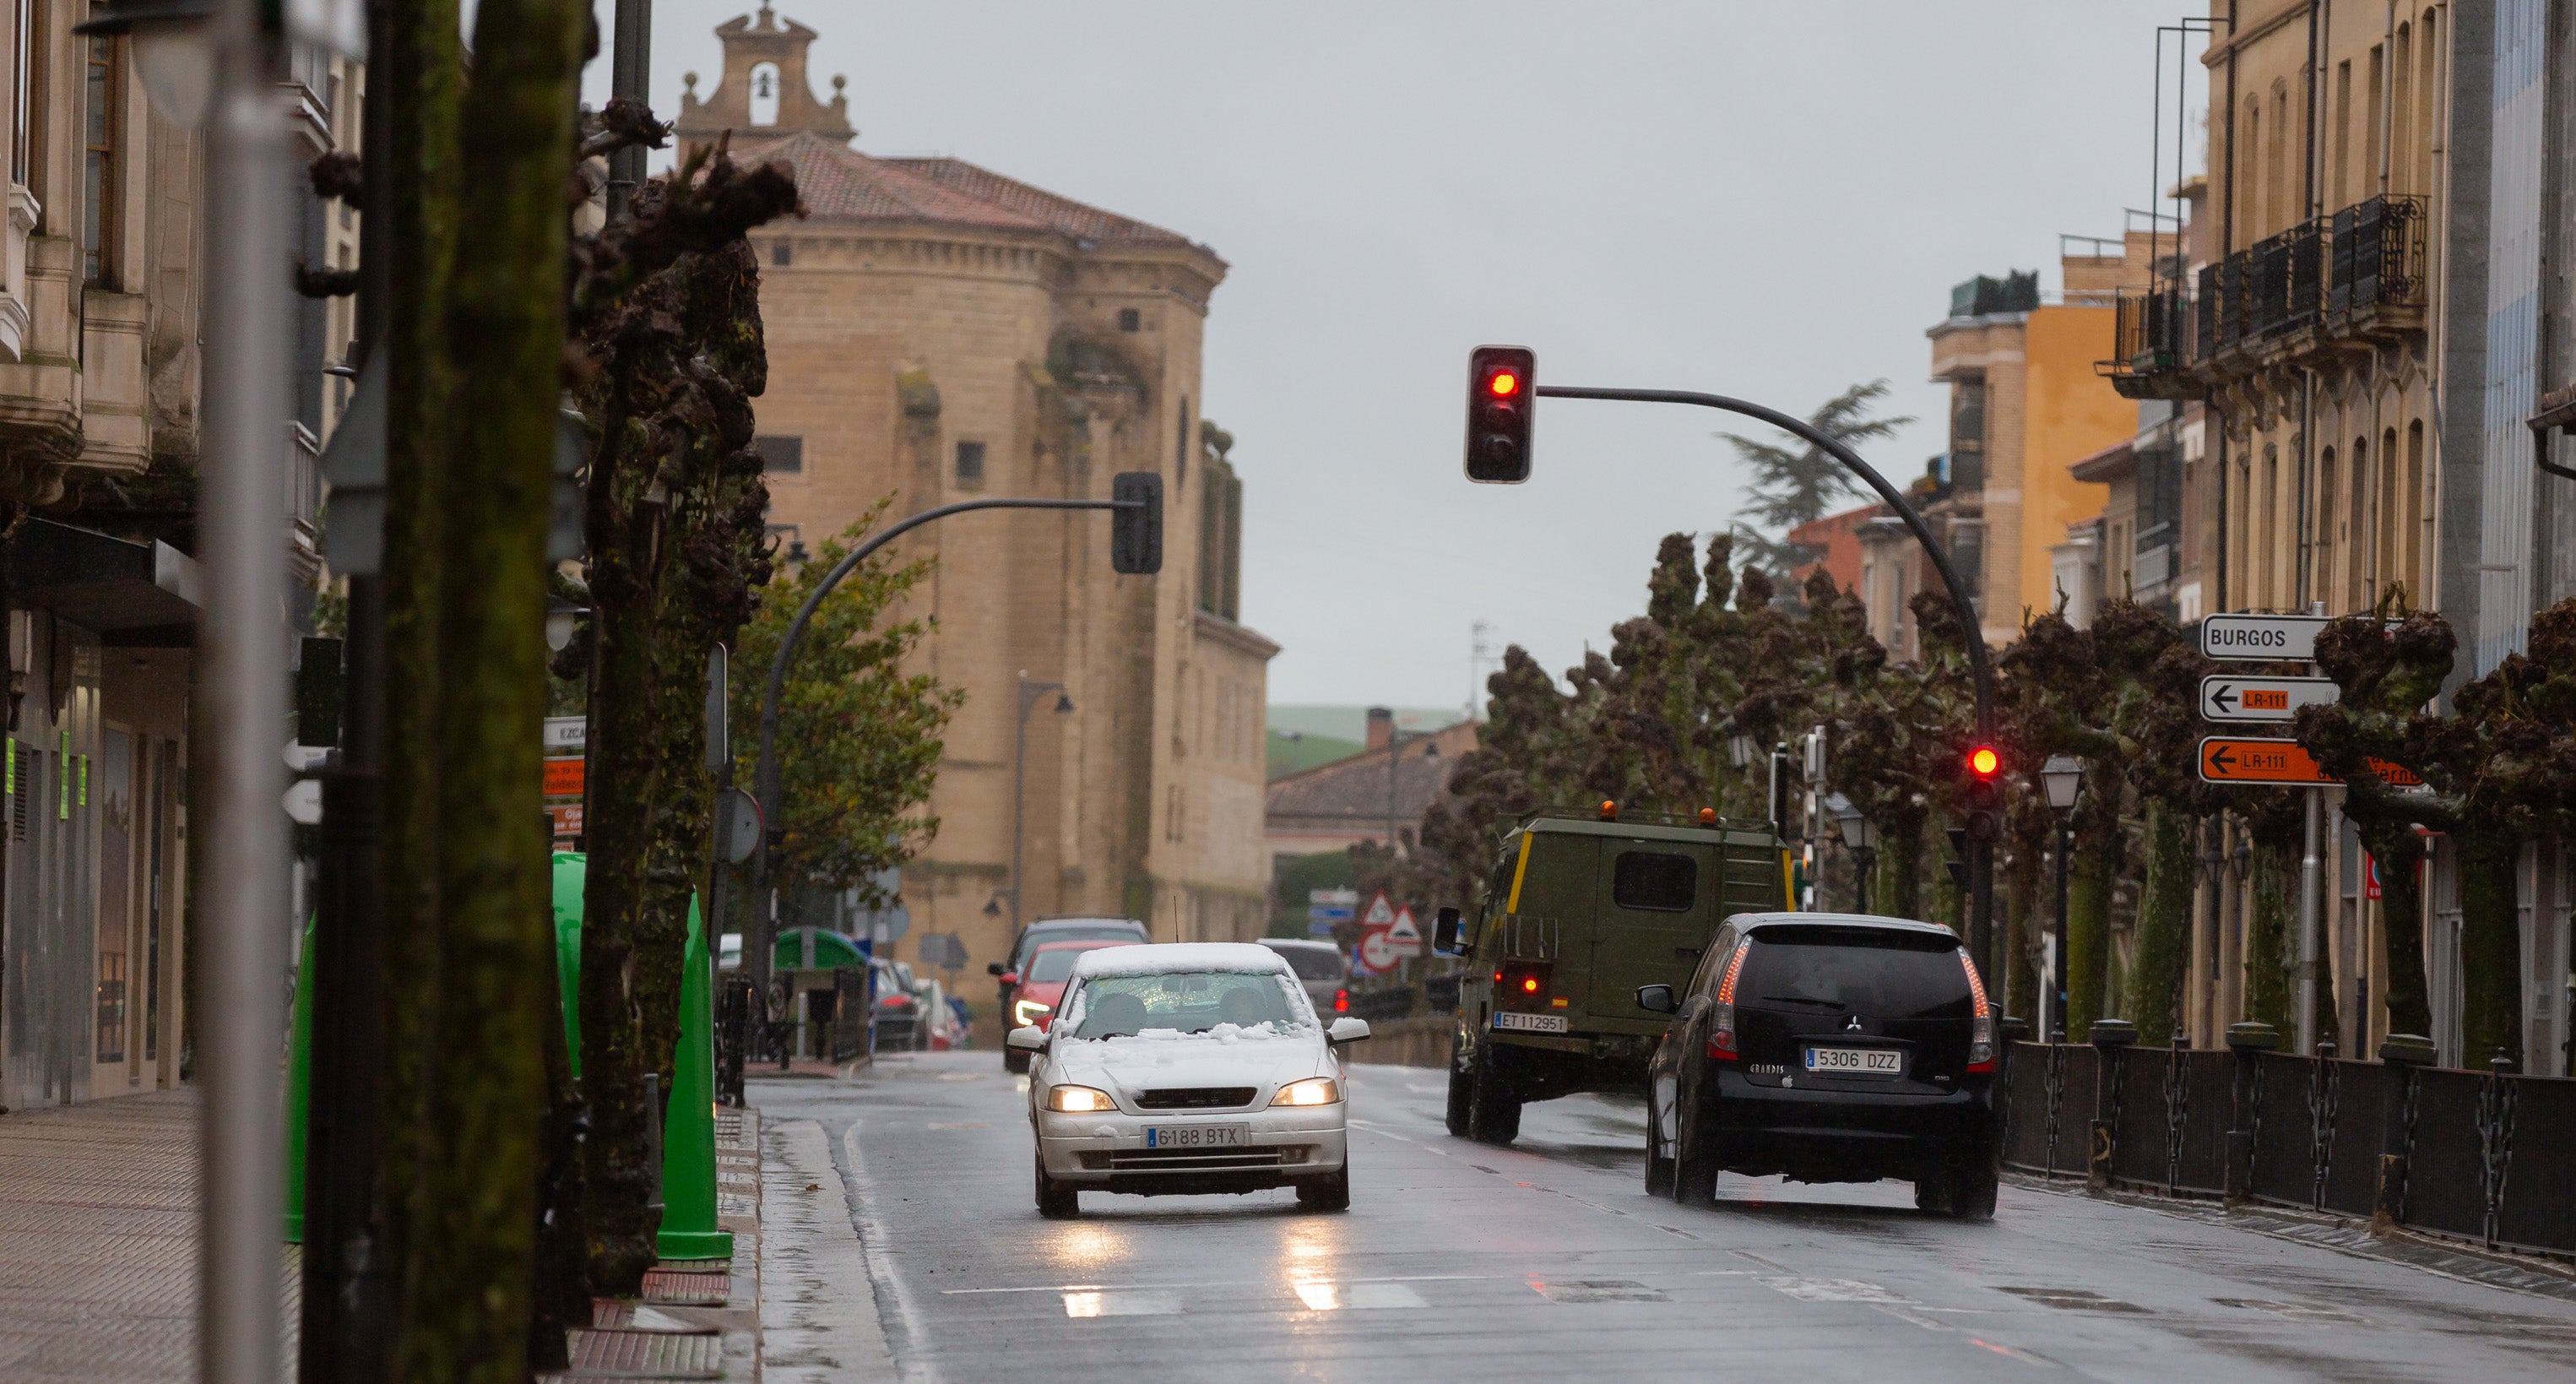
[1010,942,1370,1218]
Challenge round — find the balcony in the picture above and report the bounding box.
[2099,193,2429,395]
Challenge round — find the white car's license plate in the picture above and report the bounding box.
[1143,1123,1247,1149]
[1805,1046,1903,1077]
[1493,1012,1568,1034]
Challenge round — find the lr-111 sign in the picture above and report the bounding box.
[2198,736,2421,788]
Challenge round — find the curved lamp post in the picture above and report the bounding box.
[746,490,1153,1016]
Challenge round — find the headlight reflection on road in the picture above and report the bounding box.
[1037,1224,1128,1272]
[1285,1216,1347,1311]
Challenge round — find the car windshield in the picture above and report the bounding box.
[1265,946,1345,981]
[1065,969,1309,1039]
[1025,947,1107,984]
[1739,925,1971,1019]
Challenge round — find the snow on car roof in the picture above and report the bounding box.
[1068,942,1294,979]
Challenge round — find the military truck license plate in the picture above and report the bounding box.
[1804,1046,1902,1076]
[1493,1012,1568,1034]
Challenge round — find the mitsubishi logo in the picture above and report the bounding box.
[1844,1015,1865,1033]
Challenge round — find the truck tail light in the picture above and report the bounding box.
[1960,950,1995,1072]
[1499,963,1548,1003]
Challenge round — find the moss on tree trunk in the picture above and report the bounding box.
[2458,832,2526,1067]
[2244,844,2294,1035]
[2002,819,2042,1021]
[2350,816,2431,1038]
[2066,838,2113,1036]
[2122,801,2194,1045]
[392,0,584,1372]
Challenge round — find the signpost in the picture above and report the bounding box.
[2199,674,2340,722]
[2200,612,2333,662]
[1308,887,1356,939]
[1352,893,1397,976]
[2196,736,2421,788]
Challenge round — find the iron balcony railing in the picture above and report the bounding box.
[2197,262,2224,356]
[2331,193,2429,315]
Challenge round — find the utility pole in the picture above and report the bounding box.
[2297,604,2325,1055]
[607,0,653,220]
[199,0,295,1376]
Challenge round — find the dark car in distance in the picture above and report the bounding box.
[1637,912,2000,1219]
[990,917,1152,1051]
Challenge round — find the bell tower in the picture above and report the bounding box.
[674,3,856,158]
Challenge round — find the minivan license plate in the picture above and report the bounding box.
[1143,1123,1245,1149]
[1493,1012,1568,1034]
[1804,1046,1902,1077]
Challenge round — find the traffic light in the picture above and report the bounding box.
[1464,345,1536,483]
[1109,471,1163,574]
[1962,743,2002,843]
[1944,826,1970,891]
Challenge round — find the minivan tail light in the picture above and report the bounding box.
[1960,949,1996,1072]
[1334,988,1348,1013]
[1706,946,1749,1060]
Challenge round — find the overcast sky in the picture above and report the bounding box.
[592,1,2203,714]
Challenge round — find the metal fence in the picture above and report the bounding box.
[2001,1036,2574,1257]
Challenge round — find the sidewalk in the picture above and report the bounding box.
[0,1088,296,1381]
[0,1089,792,1381]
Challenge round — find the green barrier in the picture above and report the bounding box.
[284,912,317,1244]
[285,855,728,1262]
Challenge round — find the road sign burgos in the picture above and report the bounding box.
[2199,674,2340,722]
[2200,613,2333,661]
[2198,736,2422,788]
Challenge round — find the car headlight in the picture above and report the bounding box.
[1046,1084,1114,1113]
[1013,998,1054,1028]
[1270,1077,1341,1108]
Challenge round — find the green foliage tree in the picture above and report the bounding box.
[729,509,963,901]
[1717,380,1912,586]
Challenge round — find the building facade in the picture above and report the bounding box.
[682,8,1277,1001]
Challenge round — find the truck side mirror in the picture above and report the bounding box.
[1432,906,1465,956]
[1635,984,1679,1015]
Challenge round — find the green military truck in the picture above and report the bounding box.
[1432,807,1790,1144]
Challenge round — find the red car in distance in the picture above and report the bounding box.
[1005,940,1137,1072]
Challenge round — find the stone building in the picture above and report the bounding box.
[681,8,1277,999]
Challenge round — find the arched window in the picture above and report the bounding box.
[748,62,780,127]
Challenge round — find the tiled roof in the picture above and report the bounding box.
[733,133,1207,258]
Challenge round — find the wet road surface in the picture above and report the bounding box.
[753,1050,2576,1382]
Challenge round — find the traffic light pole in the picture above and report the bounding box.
[1532,386,1999,977]
[745,493,1152,1034]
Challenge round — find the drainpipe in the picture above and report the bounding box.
[2380,0,2395,195]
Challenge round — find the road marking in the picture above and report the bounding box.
[1062,1290,1180,1318]
[943,1274,1503,1296]
[1759,1276,1912,1304]
[1529,1278,1668,1303]
[1292,1279,1429,1311]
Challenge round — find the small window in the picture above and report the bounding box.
[1117,307,1141,332]
[1611,851,1696,912]
[955,440,986,486]
[772,241,792,268]
[754,436,803,474]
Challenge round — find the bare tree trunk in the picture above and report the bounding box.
[392,0,585,1371]
[2350,815,2432,1037]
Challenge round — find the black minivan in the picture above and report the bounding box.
[1636,912,1999,1219]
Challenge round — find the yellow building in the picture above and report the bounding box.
[678,8,1277,1005]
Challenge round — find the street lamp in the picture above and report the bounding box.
[1008,672,1073,933]
[2040,754,2084,1042]
[74,0,215,129]
[1827,793,1875,914]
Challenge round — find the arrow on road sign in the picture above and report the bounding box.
[2199,674,2340,723]
[2198,736,2422,788]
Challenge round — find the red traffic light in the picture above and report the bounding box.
[1486,369,1521,398]
[1464,345,1536,484]
[1968,746,2000,779]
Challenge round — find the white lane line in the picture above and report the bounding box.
[944,1273,1505,1296]
[1063,1290,1180,1318]
[838,1120,939,1384]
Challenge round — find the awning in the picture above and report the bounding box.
[774,926,866,973]
[9,518,202,647]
